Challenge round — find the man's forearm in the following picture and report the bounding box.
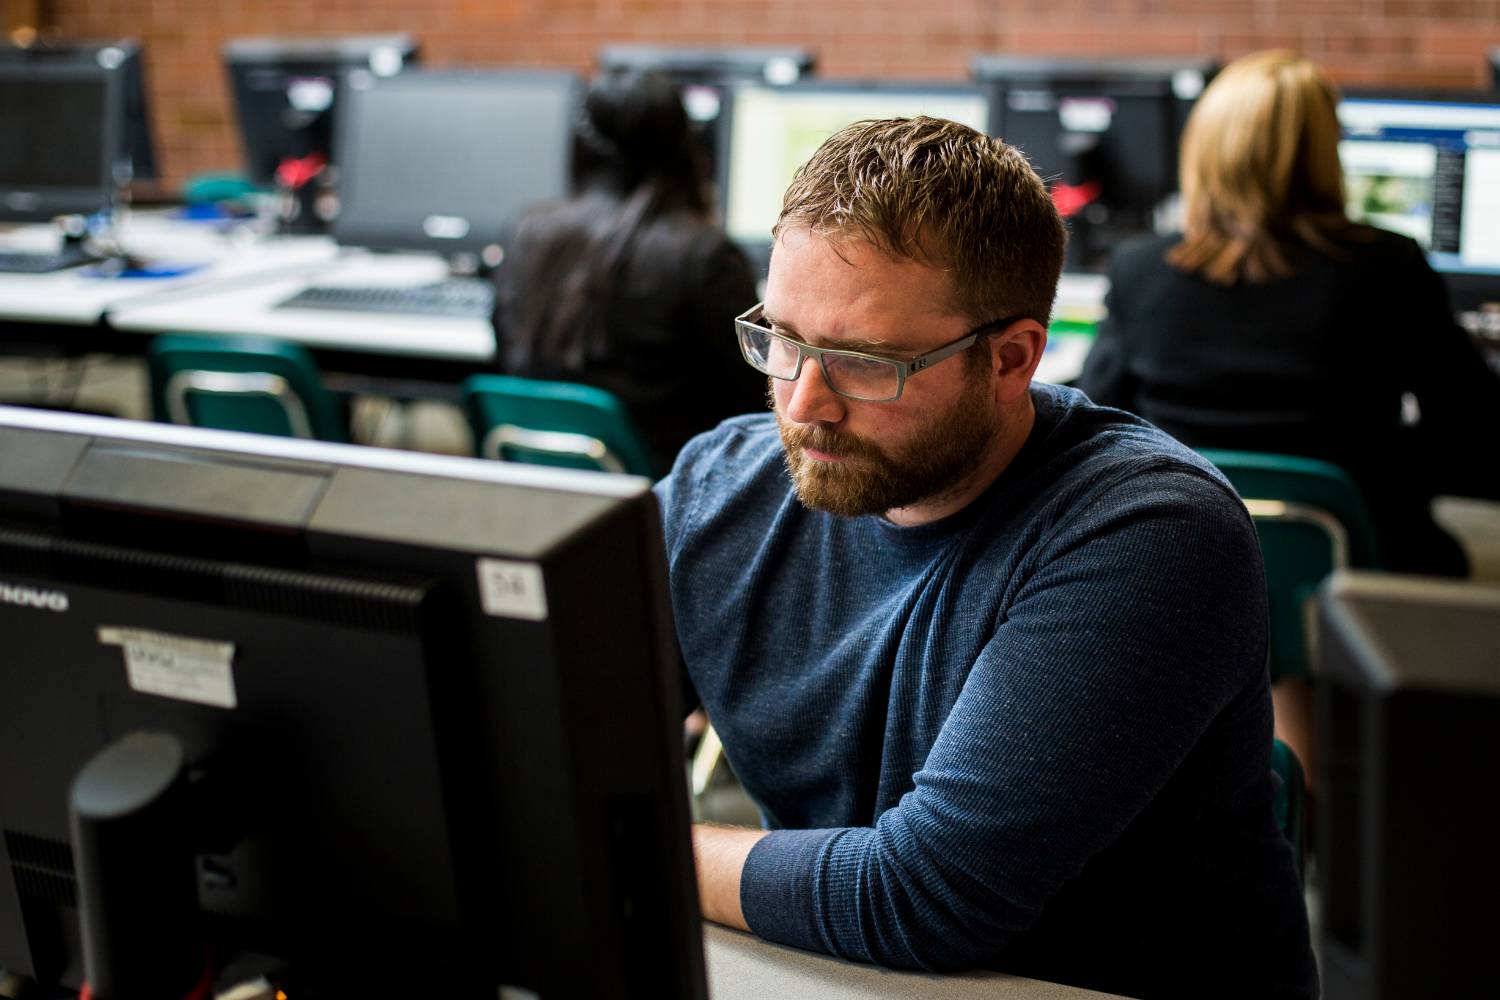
[691,823,768,930]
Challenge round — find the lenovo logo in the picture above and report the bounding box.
[0,582,69,613]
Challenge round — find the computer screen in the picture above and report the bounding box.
[1316,570,1500,999]
[332,69,578,260]
[717,80,995,268]
[0,39,157,184]
[0,406,703,998]
[223,34,418,188]
[1338,93,1500,290]
[597,45,815,181]
[972,55,1217,271]
[0,58,123,222]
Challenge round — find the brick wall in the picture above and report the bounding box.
[30,0,1500,192]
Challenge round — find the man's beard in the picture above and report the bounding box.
[775,368,1000,518]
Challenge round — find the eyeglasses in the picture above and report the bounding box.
[734,302,1022,403]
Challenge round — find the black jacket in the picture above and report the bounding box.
[1078,227,1500,575]
[492,202,765,476]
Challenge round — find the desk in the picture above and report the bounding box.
[106,250,496,393]
[7,218,1105,391]
[703,925,1131,999]
[0,216,337,331]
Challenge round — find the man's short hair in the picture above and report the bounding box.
[773,116,1067,327]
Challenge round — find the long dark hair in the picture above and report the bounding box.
[505,68,710,371]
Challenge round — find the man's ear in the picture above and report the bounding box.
[990,320,1048,402]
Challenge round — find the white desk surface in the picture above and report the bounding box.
[0,217,337,326]
[107,250,496,363]
[704,925,1131,1000]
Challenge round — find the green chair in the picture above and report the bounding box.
[1271,736,1308,882]
[1198,449,1380,682]
[461,374,655,477]
[146,334,349,442]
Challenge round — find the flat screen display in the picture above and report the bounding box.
[719,82,993,250]
[332,70,578,258]
[1339,96,1500,278]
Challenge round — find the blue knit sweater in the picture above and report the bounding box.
[655,384,1318,1000]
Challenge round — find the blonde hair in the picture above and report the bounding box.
[1170,50,1356,285]
[774,116,1066,326]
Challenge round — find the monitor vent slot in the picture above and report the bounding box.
[53,536,230,605]
[5,830,77,906]
[224,565,428,633]
[0,527,53,578]
[0,528,429,632]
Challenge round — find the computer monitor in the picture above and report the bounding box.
[0,56,125,222]
[1337,91,1500,308]
[0,39,157,185]
[0,406,703,998]
[223,34,418,188]
[971,55,1217,270]
[331,69,578,263]
[1316,570,1500,999]
[717,79,995,272]
[597,45,816,174]
[598,44,815,87]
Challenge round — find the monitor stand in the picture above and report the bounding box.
[69,731,213,1000]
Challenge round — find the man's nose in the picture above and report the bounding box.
[781,359,847,426]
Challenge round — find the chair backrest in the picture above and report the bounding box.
[461,374,655,477]
[146,334,348,443]
[1270,737,1307,883]
[1199,449,1380,681]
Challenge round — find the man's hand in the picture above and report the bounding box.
[691,823,769,930]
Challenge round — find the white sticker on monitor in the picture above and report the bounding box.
[476,559,548,621]
[98,627,238,710]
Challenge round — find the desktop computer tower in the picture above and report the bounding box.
[1317,571,1500,999]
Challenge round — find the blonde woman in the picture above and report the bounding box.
[1080,50,1499,578]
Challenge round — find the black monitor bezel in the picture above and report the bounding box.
[0,57,125,222]
[329,67,581,257]
[222,33,419,188]
[970,54,1218,211]
[969,54,1219,91]
[596,43,816,84]
[0,39,157,184]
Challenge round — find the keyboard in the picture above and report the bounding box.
[276,279,494,318]
[0,245,100,274]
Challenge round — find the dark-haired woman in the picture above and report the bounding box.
[491,69,764,475]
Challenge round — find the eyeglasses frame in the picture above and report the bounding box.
[734,301,1027,403]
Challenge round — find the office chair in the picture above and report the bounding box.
[1198,450,1380,683]
[146,334,349,442]
[461,374,655,476]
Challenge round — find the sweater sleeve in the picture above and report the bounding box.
[739,464,1268,970]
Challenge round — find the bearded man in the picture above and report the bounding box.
[654,116,1318,1000]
